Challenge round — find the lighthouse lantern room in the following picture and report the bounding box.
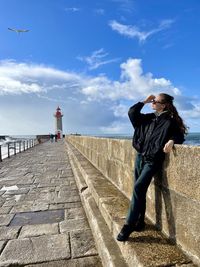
[54,106,63,139]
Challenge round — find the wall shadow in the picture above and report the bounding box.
[154,151,177,244]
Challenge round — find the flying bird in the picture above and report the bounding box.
[8,28,29,34]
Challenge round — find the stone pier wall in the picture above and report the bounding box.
[66,135,200,265]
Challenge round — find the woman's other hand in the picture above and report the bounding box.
[163,140,174,153]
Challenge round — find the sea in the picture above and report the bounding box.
[0,133,199,160]
[94,132,200,146]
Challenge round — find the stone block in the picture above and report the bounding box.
[163,146,200,202]
[58,195,81,203]
[10,203,49,213]
[60,218,90,233]
[97,154,109,177]
[107,159,121,187]
[121,168,133,199]
[0,206,12,214]
[88,177,124,207]
[0,226,20,240]
[0,234,70,265]
[3,188,29,195]
[65,207,86,220]
[0,214,14,226]
[49,202,82,210]
[58,188,79,198]
[174,193,200,263]
[70,229,98,258]
[110,139,125,162]
[25,256,102,267]
[123,140,135,167]
[1,195,25,207]
[19,223,59,238]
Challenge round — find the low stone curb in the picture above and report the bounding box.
[67,141,128,267]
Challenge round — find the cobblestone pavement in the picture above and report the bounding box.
[0,140,102,267]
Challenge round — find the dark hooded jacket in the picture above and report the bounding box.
[128,102,185,162]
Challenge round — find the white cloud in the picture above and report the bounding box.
[82,58,180,101]
[78,48,120,70]
[0,58,199,134]
[181,103,200,119]
[0,58,177,101]
[111,0,135,12]
[109,19,174,42]
[65,7,80,12]
[36,94,69,104]
[0,77,41,95]
[94,9,105,15]
[0,58,192,106]
[112,103,128,118]
[100,120,130,134]
[0,58,189,104]
[0,60,81,95]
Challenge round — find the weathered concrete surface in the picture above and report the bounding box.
[0,140,102,267]
[67,135,200,266]
[66,139,198,267]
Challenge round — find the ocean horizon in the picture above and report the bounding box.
[1,132,200,145]
[92,132,200,146]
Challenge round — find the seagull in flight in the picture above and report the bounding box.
[8,28,29,34]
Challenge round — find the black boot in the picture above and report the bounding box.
[116,224,135,242]
[135,220,145,231]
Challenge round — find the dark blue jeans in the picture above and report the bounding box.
[126,153,162,225]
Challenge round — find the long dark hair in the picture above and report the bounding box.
[159,93,188,134]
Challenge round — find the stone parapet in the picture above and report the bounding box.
[36,135,50,144]
[66,135,200,266]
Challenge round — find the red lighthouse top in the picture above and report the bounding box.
[54,106,63,118]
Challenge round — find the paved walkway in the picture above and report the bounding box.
[0,140,102,267]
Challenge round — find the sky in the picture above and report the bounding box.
[0,0,200,135]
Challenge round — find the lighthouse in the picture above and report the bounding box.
[54,106,63,139]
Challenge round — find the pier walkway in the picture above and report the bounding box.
[0,140,102,267]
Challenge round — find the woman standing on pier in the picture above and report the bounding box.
[117,93,187,242]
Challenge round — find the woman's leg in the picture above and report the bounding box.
[126,161,157,226]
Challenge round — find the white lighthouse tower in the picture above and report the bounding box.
[54,106,63,139]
